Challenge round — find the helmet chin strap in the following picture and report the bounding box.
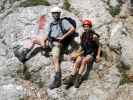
[84,27,91,31]
[54,17,60,22]
[84,28,92,34]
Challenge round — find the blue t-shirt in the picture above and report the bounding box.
[45,19,72,38]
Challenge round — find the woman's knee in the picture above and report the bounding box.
[82,58,91,65]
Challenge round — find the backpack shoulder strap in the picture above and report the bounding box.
[59,18,66,34]
[92,30,100,38]
[48,22,54,38]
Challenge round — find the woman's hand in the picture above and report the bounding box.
[70,52,79,61]
[96,55,101,63]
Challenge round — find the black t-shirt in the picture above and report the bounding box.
[81,30,99,56]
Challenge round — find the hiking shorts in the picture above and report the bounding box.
[80,52,95,62]
[51,43,61,57]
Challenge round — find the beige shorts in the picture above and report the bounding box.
[51,45,60,57]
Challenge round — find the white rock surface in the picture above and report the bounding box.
[0,0,132,100]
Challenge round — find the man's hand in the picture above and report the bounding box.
[57,36,64,42]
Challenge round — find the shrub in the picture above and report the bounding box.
[119,73,130,86]
[64,0,71,11]
[21,0,50,7]
[117,63,131,86]
[29,0,50,6]
[108,5,121,17]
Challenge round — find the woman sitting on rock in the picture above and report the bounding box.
[63,19,101,88]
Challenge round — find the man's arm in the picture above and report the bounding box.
[58,19,75,41]
[58,26,75,42]
[62,26,75,39]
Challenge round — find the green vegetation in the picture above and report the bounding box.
[19,98,24,100]
[101,50,108,61]
[37,81,44,88]
[23,65,31,80]
[21,0,50,7]
[64,0,71,11]
[106,0,123,17]
[119,73,130,86]
[29,0,50,6]
[108,5,121,17]
[117,63,131,86]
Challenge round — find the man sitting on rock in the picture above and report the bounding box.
[43,6,75,89]
[63,19,101,88]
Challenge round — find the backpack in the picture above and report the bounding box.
[48,17,78,48]
[61,17,76,28]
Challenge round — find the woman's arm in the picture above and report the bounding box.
[95,38,101,63]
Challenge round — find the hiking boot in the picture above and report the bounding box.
[74,74,83,88]
[41,47,51,57]
[14,48,30,63]
[20,48,31,63]
[49,72,61,89]
[63,74,76,89]
[63,74,76,85]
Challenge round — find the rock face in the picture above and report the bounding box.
[109,0,120,7]
[109,20,133,73]
[0,0,133,100]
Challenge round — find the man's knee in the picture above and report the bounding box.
[82,59,88,64]
[53,55,59,61]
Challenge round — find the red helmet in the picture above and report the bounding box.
[82,19,92,27]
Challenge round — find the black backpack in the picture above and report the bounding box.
[48,17,78,48]
[61,17,76,29]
